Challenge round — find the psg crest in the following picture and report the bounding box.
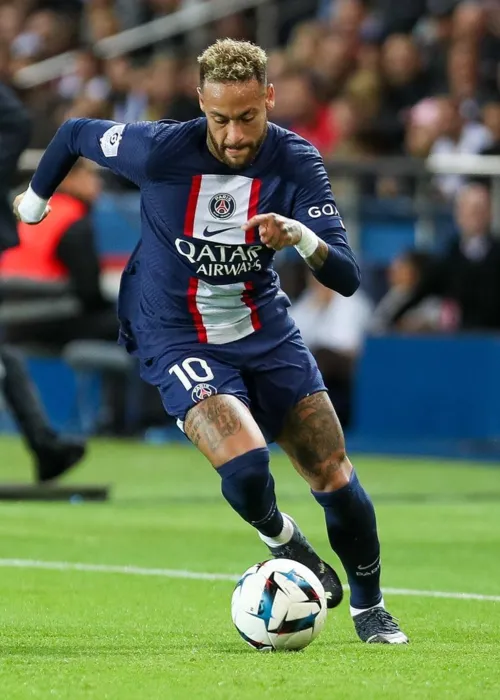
[191,383,218,403]
[209,193,236,220]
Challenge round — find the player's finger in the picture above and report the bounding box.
[260,227,281,249]
[270,224,296,250]
[242,213,275,231]
[258,223,273,243]
[259,225,277,245]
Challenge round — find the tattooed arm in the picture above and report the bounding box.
[242,212,359,296]
[242,142,360,296]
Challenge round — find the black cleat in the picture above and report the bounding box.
[353,606,409,644]
[35,438,86,483]
[259,514,343,609]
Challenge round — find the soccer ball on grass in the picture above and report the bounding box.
[231,558,327,651]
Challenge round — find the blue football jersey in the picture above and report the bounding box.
[30,117,359,358]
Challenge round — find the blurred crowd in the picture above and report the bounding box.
[0,0,497,189]
[1,0,500,435]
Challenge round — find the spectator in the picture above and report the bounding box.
[370,250,445,334]
[430,97,492,198]
[141,54,178,121]
[166,60,201,122]
[375,34,430,152]
[0,4,24,46]
[0,79,85,481]
[390,184,500,331]
[422,1,457,97]
[272,71,336,154]
[286,20,324,71]
[313,31,355,100]
[11,8,77,64]
[405,96,443,158]
[1,160,118,349]
[372,0,428,37]
[480,101,500,156]
[328,95,377,160]
[451,1,486,44]
[290,273,372,427]
[85,3,120,43]
[59,49,110,121]
[104,56,147,124]
[447,40,482,120]
[469,101,500,185]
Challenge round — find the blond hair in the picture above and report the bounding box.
[198,39,267,86]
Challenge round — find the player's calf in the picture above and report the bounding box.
[279,392,352,493]
[279,392,402,635]
[215,442,343,607]
[184,394,284,536]
[217,447,284,537]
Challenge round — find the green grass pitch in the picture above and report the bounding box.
[0,436,499,699]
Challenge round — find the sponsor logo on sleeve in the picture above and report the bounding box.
[100,124,126,157]
[307,203,344,226]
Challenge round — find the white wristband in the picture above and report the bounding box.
[17,184,49,223]
[294,223,319,259]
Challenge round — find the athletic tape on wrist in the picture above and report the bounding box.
[17,184,49,223]
[294,223,319,259]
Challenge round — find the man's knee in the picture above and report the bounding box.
[218,447,271,498]
[216,447,284,536]
[281,391,352,490]
[308,451,352,492]
[184,394,266,466]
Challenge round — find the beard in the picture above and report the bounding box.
[206,124,268,169]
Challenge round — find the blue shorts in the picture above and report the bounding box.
[139,326,326,443]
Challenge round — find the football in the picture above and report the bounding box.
[231,559,328,651]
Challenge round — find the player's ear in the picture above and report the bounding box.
[265,83,275,112]
[197,86,205,114]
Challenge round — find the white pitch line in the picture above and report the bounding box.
[0,558,237,581]
[382,587,500,602]
[0,558,499,603]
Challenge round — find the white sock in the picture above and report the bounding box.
[350,598,385,618]
[259,513,294,547]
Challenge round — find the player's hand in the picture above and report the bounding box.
[242,213,303,251]
[13,191,51,225]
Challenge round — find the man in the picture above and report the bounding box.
[0,80,85,482]
[1,160,117,349]
[391,184,500,331]
[370,250,444,334]
[14,40,407,643]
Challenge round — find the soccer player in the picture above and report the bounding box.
[14,40,408,643]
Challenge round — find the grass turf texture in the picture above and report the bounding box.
[0,436,499,699]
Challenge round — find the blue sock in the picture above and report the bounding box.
[312,470,382,609]
[217,448,284,537]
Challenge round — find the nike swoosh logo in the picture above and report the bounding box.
[357,557,380,571]
[202,226,236,237]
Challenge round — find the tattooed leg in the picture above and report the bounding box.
[278,391,352,491]
[282,394,388,620]
[184,394,284,537]
[184,394,266,468]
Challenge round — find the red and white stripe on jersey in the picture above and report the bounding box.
[187,277,261,344]
[184,174,262,244]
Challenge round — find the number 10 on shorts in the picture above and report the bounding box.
[169,357,215,391]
